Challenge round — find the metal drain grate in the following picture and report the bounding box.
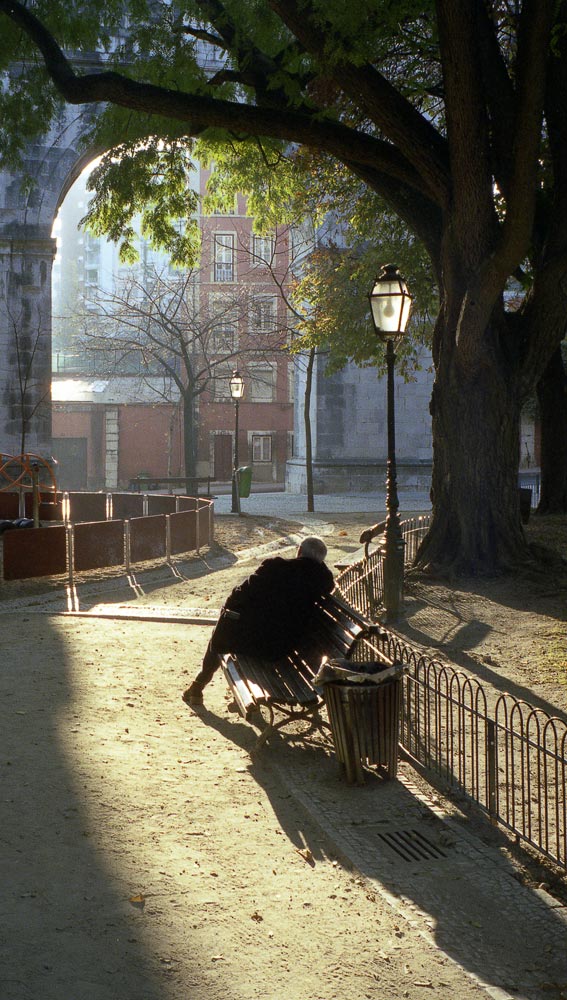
[376,828,449,862]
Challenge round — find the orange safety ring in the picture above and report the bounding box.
[0,453,58,503]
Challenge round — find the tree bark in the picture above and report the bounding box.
[537,348,567,513]
[182,392,197,480]
[417,311,526,574]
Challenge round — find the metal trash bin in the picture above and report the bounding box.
[320,660,402,785]
[237,466,252,498]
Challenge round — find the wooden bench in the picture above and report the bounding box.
[220,593,397,754]
[129,476,214,495]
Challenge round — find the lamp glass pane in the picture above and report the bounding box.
[370,280,403,332]
[230,374,244,399]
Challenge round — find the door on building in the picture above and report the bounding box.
[213,434,233,481]
[52,437,88,490]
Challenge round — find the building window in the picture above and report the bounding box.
[252,433,272,463]
[252,295,277,333]
[214,234,235,282]
[209,293,237,353]
[248,363,276,402]
[287,361,295,403]
[210,323,236,353]
[210,366,234,401]
[252,234,275,265]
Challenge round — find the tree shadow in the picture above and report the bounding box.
[397,594,567,723]
[0,613,189,1000]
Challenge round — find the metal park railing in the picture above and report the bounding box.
[337,514,431,619]
[395,643,567,871]
[335,516,567,872]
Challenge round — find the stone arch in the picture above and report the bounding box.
[0,107,100,459]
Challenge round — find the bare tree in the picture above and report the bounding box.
[6,308,51,460]
[75,264,288,479]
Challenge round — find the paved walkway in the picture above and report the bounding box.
[273,741,567,1000]
[212,488,432,517]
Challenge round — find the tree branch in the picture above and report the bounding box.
[0,0,438,205]
[267,0,451,208]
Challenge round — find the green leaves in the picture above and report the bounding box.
[83,139,201,266]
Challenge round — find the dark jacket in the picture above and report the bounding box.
[210,554,334,660]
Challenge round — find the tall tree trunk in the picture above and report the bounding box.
[536,348,567,513]
[304,348,315,513]
[417,328,527,574]
[182,392,197,480]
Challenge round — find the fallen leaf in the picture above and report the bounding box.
[129,894,146,909]
[296,847,315,866]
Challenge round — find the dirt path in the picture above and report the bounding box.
[1,511,566,999]
[1,610,491,1000]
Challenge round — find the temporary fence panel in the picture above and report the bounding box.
[3,525,67,580]
[198,500,212,547]
[67,492,107,523]
[37,500,64,521]
[129,514,167,563]
[146,495,177,516]
[73,520,125,571]
[168,510,197,555]
[176,496,198,513]
[0,493,21,518]
[111,493,145,520]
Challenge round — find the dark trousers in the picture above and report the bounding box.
[192,638,223,689]
[192,609,289,691]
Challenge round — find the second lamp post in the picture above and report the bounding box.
[368,264,412,620]
[230,369,244,514]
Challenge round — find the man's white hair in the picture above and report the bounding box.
[298,536,327,562]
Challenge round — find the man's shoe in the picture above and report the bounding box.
[182,683,204,707]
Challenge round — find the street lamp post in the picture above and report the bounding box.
[230,369,244,514]
[368,264,412,621]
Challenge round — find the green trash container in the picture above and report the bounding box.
[237,466,252,498]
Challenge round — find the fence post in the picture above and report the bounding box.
[31,463,40,528]
[362,563,373,619]
[124,520,131,573]
[67,524,74,594]
[486,717,498,822]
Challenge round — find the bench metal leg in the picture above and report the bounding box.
[251,701,329,752]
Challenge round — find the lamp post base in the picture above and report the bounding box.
[382,536,405,621]
[231,471,241,515]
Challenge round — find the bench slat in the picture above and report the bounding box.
[238,654,292,703]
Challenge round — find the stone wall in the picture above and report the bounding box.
[287,349,433,493]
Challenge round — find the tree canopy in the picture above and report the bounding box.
[1,0,566,573]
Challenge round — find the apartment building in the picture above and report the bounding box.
[51,165,294,491]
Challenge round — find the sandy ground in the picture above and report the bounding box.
[1,510,566,1000]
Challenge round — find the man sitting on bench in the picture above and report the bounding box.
[182,536,334,707]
